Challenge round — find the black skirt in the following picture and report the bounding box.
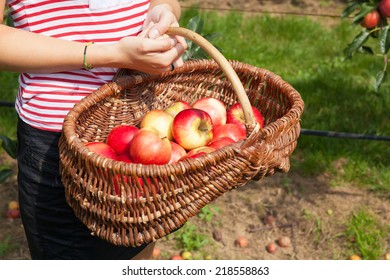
[16,117,148,259]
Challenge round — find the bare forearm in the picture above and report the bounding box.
[0,24,87,73]
[149,0,181,20]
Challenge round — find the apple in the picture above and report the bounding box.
[212,123,246,142]
[113,174,158,197]
[380,0,390,17]
[164,101,191,118]
[113,175,146,197]
[106,124,139,155]
[140,109,174,140]
[129,127,172,165]
[8,200,19,211]
[172,108,213,150]
[85,141,118,160]
[361,10,381,29]
[192,97,227,127]
[117,153,133,163]
[226,103,264,131]
[207,137,235,150]
[179,146,215,161]
[169,141,187,164]
[6,209,20,219]
[235,236,249,248]
[170,255,183,260]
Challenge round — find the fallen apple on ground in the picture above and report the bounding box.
[234,236,249,248]
[8,200,19,211]
[6,209,20,219]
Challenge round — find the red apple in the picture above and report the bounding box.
[226,103,264,131]
[164,101,191,118]
[6,209,20,219]
[172,108,213,150]
[169,141,187,164]
[207,137,235,150]
[85,141,118,160]
[179,146,215,161]
[361,10,381,29]
[117,153,133,163]
[170,255,183,260]
[212,123,246,142]
[140,109,174,140]
[380,0,390,17]
[106,124,139,156]
[192,97,227,127]
[113,175,146,197]
[129,127,172,165]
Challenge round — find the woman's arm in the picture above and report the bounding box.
[0,1,185,74]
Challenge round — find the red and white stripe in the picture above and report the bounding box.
[7,0,150,131]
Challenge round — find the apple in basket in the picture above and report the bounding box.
[164,101,191,118]
[169,141,187,164]
[140,109,174,140]
[226,103,264,131]
[179,146,215,161]
[129,127,172,165]
[85,141,118,160]
[172,108,213,150]
[207,136,235,150]
[192,97,227,127]
[117,153,133,163]
[212,123,246,143]
[106,124,139,156]
[113,169,159,197]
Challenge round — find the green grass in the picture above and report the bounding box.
[0,10,389,192]
[345,208,388,260]
[0,71,18,138]
[0,236,14,258]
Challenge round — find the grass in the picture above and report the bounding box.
[0,72,18,138]
[0,236,14,258]
[345,208,388,260]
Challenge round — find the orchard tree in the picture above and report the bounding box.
[342,0,390,92]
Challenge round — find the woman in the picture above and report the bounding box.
[0,0,186,260]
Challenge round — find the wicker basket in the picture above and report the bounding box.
[59,27,304,247]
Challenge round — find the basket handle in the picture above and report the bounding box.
[166,27,257,129]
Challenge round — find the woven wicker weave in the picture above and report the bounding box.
[58,27,304,247]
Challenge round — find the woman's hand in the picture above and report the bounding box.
[112,34,185,73]
[141,3,187,70]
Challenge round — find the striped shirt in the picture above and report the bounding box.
[7,0,150,132]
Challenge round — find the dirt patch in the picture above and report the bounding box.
[1,0,389,260]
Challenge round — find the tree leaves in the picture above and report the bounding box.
[375,70,387,92]
[344,29,371,59]
[379,26,390,54]
[182,15,222,61]
[342,1,389,92]
[0,135,17,159]
[0,169,13,184]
